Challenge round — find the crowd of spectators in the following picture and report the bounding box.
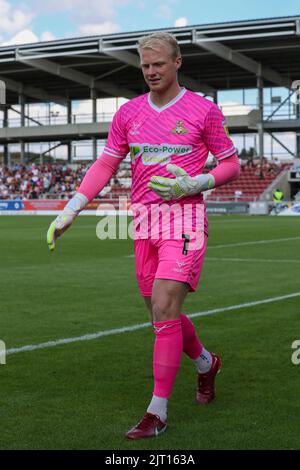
[0,163,89,200]
[0,157,284,200]
[0,162,133,200]
[240,155,281,179]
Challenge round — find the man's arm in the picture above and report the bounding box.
[47,103,130,251]
[207,153,240,187]
[148,154,240,200]
[47,153,121,251]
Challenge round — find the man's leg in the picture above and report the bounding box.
[128,235,220,440]
[179,314,221,404]
[126,279,187,440]
[152,233,221,404]
[144,296,216,377]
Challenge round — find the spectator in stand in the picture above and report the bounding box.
[240,158,247,172]
[234,189,243,201]
[268,158,280,175]
[254,161,265,180]
[43,175,51,191]
[246,154,254,168]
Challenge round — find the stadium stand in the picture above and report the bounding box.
[0,162,132,200]
[0,163,87,200]
[0,160,291,203]
[206,160,291,202]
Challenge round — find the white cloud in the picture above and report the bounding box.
[32,0,129,24]
[28,0,130,40]
[0,0,33,35]
[1,29,39,46]
[79,21,120,36]
[40,31,56,42]
[1,28,56,47]
[174,17,188,27]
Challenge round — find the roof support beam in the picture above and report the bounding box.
[16,50,137,99]
[178,72,215,96]
[0,74,67,105]
[192,30,292,89]
[100,40,216,97]
[268,132,296,157]
[99,40,140,68]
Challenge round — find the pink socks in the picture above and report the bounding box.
[152,319,183,398]
[149,315,209,421]
[180,313,203,360]
[152,315,205,398]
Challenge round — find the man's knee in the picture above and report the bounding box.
[143,294,177,323]
[152,295,175,321]
[151,280,189,322]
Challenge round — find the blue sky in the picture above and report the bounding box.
[0,0,299,44]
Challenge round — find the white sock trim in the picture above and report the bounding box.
[194,347,212,374]
[147,395,168,422]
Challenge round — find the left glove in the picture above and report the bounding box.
[148,164,215,200]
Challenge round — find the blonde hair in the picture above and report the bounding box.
[138,32,181,60]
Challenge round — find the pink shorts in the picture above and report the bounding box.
[134,233,208,297]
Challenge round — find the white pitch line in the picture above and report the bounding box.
[125,236,300,258]
[6,291,300,357]
[206,257,300,263]
[207,236,300,250]
[187,292,300,320]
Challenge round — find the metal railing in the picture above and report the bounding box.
[0,111,116,128]
[0,101,298,128]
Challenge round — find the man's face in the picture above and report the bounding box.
[140,44,182,93]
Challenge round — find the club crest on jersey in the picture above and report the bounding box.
[171,120,189,135]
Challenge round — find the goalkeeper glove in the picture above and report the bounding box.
[47,193,88,251]
[148,164,215,200]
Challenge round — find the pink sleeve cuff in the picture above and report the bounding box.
[209,153,241,188]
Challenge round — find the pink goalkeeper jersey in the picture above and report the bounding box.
[103,88,236,208]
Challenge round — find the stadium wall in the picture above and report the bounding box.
[0,199,256,215]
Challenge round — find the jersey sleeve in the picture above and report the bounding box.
[103,107,129,160]
[203,104,237,161]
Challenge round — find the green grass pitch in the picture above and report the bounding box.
[0,214,299,450]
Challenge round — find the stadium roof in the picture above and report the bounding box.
[0,15,300,105]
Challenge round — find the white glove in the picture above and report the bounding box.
[47,193,88,251]
[148,164,215,200]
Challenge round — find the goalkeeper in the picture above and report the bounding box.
[47,32,240,440]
